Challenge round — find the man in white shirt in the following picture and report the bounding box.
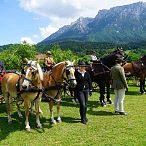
[90,50,98,62]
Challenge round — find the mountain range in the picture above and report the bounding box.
[38,2,146,45]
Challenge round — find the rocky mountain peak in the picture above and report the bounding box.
[38,1,146,45]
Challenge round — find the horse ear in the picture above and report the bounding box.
[36,58,39,63]
[72,60,75,65]
[64,61,68,65]
[23,58,29,63]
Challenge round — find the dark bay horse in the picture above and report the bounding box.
[2,59,44,131]
[123,55,146,93]
[89,49,127,106]
[43,61,77,124]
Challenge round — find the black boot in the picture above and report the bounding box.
[107,98,112,104]
[100,100,106,107]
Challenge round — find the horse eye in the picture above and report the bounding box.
[21,68,25,74]
[32,71,36,76]
[66,69,70,75]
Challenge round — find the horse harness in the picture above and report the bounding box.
[42,64,76,102]
[92,61,111,76]
[15,71,42,104]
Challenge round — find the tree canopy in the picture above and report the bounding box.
[0,44,36,70]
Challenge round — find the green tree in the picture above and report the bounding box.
[50,44,78,63]
[0,44,36,70]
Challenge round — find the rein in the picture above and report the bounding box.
[42,63,75,103]
[15,71,43,103]
[92,62,111,76]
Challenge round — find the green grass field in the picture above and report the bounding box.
[0,82,146,146]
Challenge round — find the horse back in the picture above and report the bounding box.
[1,73,19,97]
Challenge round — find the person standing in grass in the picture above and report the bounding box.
[111,57,128,115]
[75,60,92,124]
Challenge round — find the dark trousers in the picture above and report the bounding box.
[77,89,88,121]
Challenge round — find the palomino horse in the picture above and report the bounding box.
[123,55,146,93]
[89,49,127,106]
[1,59,44,131]
[43,61,77,124]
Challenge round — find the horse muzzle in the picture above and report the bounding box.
[68,79,77,88]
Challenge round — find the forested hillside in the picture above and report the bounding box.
[0,40,146,70]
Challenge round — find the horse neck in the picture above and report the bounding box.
[123,63,132,72]
[43,63,65,86]
[140,55,146,63]
[32,73,42,88]
[101,54,116,68]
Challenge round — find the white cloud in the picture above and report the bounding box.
[33,34,39,39]
[18,0,146,18]
[18,0,81,18]
[18,0,146,39]
[20,37,35,44]
[39,25,58,38]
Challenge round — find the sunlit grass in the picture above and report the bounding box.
[0,81,145,146]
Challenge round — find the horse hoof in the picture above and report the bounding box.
[50,119,56,124]
[8,121,12,125]
[37,124,42,129]
[56,118,62,123]
[101,101,106,107]
[18,114,23,119]
[107,99,112,104]
[26,128,31,132]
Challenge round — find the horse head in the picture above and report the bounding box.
[101,49,127,68]
[63,60,77,88]
[21,59,43,90]
[140,55,146,63]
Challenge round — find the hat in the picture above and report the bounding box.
[78,61,86,66]
[47,51,51,55]
[115,57,124,63]
[117,47,123,52]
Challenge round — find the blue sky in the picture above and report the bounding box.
[0,0,146,45]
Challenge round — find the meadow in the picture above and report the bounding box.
[0,81,145,146]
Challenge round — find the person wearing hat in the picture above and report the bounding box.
[90,50,98,63]
[75,60,92,124]
[111,57,128,115]
[44,51,56,71]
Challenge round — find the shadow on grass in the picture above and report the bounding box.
[61,97,79,108]
[0,103,6,114]
[125,90,141,95]
[62,97,102,111]
[0,110,53,141]
[0,112,25,141]
[88,110,114,116]
[61,116,80,123]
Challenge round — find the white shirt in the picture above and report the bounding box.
[78,69,86,77]
[91,55,97,61]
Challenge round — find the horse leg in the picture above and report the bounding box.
[143,77,146,92]
[35,99,42,128]
[29,101,34,115]
[106,81,112,104]
[16,98,23,118]
[24,100,31,131]
[140,76,145,94]
[99,82,106,107]
[56,99,61,123]
[49,99,56,124]
[4,93,13,123]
